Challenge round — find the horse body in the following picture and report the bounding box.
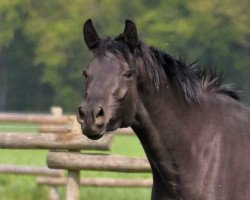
[78,19,250,200]
[132,80,250,199]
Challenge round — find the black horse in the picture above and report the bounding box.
[77,19,250,200]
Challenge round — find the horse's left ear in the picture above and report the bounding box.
[116,20,138,52]
[83,19,101,51]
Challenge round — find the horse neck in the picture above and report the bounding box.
[132,80,192,152]
[131,80,197,197]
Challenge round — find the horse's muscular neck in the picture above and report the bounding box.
[131,83,191,199]
[131,76,233,200]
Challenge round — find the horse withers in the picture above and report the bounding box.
[77,19,250,200]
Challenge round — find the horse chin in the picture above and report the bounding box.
[81,126,106,140]
[86,132,104,140]
[80,120,123,140]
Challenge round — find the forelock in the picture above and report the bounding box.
[94,37,133,64]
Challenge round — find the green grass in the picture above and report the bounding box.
[0,122,37,133]
[0,123,152,200]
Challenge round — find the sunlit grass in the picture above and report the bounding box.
[0,122,37,133]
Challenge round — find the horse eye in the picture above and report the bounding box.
[123,69,134,78]
[82,70,89,78]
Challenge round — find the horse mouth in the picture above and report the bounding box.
[85,131,105,140]
[80,119,121,140]
[81,125,106,140]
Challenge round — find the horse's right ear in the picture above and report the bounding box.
[115,20,138,52]
[83,19,101,51]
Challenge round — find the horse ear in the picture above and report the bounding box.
[83,19,101,51]
[116,20,138,52]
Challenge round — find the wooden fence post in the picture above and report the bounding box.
[49,186,60,200]
[66,150,80,200]
[49,106,63,200]
[50,106,63,117]
[66,119,81,200]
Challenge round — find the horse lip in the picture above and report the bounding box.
[82,127,106,140]
[85,132,104,140]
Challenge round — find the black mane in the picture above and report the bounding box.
[94,37,240,102]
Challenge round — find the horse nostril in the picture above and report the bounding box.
[78,106,85,118]
[77,106,86,125]
[93,107,105,126]
[93,107,104,118]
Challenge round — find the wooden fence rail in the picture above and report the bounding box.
[0,113,68,124]
[0,165,63,177]
[0,132,113,150]
[47,151,151,173]
[115,128,134,136]
[37,177,153,187]
[38,125,71,133]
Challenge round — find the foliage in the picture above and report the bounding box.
[0,0,249,111]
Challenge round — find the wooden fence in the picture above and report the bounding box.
[0,164,63,177]
[0,108,151,200]
[37,177,153,187]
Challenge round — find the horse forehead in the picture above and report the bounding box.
[90,55,128,74]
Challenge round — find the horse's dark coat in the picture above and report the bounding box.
[77,19,250,200]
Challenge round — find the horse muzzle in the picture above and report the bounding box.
[77,105,106,140]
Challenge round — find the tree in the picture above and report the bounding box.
[0,0,249,112]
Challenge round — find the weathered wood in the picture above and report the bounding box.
[66,169,80,200]
[0,113,69,124]
[47,152,151,173]
[50,106,63,117]
[49,186,60,200]
[65,149,81,200]
[115,128,134,136]
[37,177,153,187]
[0,165,63,177]
[0,133,113,150]
[38,125,71,133]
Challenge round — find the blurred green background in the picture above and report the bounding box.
[0,0,249,112]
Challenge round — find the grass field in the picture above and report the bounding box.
[0,123,152,200]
